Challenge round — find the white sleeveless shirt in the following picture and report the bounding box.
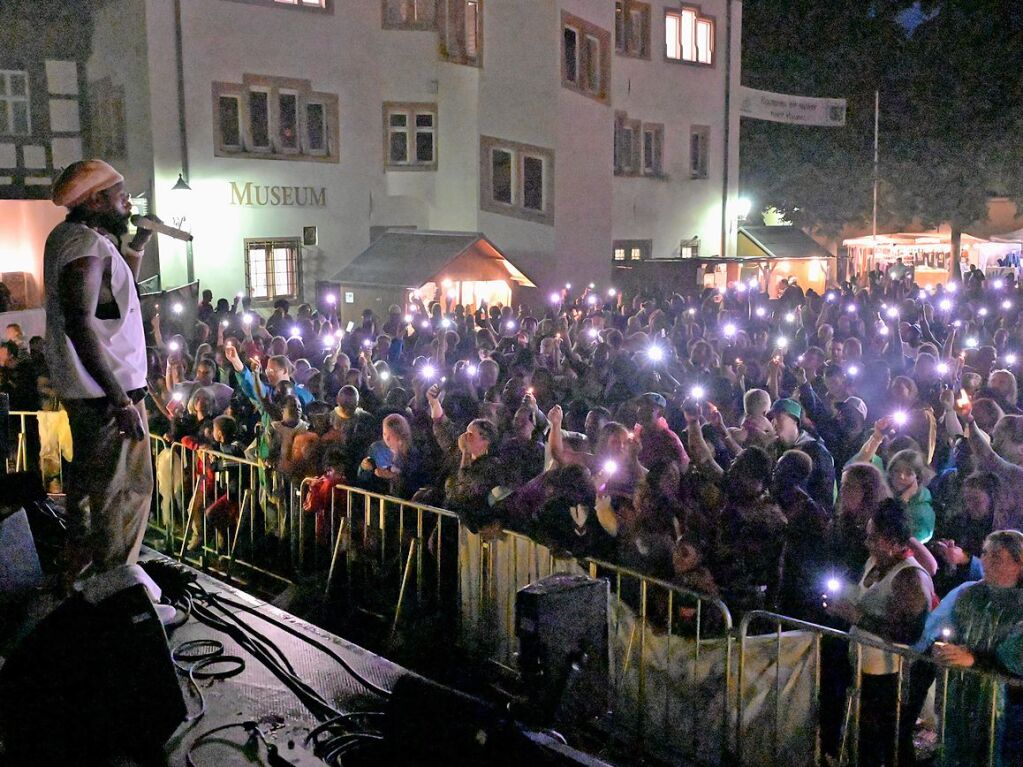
[44,221,148,400]
[849,555,933,675]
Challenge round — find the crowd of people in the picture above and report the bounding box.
[7,263,1023,764]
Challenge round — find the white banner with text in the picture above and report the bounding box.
[739,86,847,126]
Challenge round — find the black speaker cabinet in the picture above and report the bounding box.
[384,674,615,767]
[0,583,186,765]
[516,573,609,726]
[0,507,43,599]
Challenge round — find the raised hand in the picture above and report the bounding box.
[547,404,563,429]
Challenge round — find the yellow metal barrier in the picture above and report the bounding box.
[329,483,734,765]
[737,610,1023,767]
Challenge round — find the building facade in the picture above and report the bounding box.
[17,0,742,310]
[0,0,94,307]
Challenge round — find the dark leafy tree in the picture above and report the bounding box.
[741,0,1023,280]
[740,0,914,236]
[887,0,1023,277]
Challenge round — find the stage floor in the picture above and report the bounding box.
[151,548,405,766]
[1,547,406,767]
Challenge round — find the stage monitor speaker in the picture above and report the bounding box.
[516,573,609,726]
[0,507,43,599]
[0,579,186,765]
[0,470,46,511]
[384,674,616,767]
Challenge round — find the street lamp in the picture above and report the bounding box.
[170,172,193,283]
[735,197,752,221]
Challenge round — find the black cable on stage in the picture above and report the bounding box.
[304,711,386,747]
[184,583,297,675]
[182,597,329,719]
[183,588,344,721]
[172,639,246,722]
[320,733,385,767]
[204,589,393,700]
[172,574,394,764]
[187,597,343,721]
[184,720,273,767]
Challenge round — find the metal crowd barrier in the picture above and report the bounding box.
[7,410,34,474]
[737,610,1023,767]
[18,412,1020,766]
[319,486,462,642]
[149,436,304,588]
[329,483,735,765]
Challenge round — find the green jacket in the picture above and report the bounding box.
[904,486,935,544]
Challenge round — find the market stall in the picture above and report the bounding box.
[842,231,1019,287]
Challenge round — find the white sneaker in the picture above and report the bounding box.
[153,602,179,626]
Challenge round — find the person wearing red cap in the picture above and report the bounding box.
[44,159,155,584]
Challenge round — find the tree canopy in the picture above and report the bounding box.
[741,0,1023,247]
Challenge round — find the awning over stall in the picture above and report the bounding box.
[331,230,535,288]
[738,226,834,261]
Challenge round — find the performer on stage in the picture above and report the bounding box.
[45,159,154,584]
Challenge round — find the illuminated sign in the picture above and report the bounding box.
[229,181,327,207]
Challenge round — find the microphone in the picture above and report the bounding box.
[130,215,193,242]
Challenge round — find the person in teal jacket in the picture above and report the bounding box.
[888,448,935,543]
[915,530,1023,767]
